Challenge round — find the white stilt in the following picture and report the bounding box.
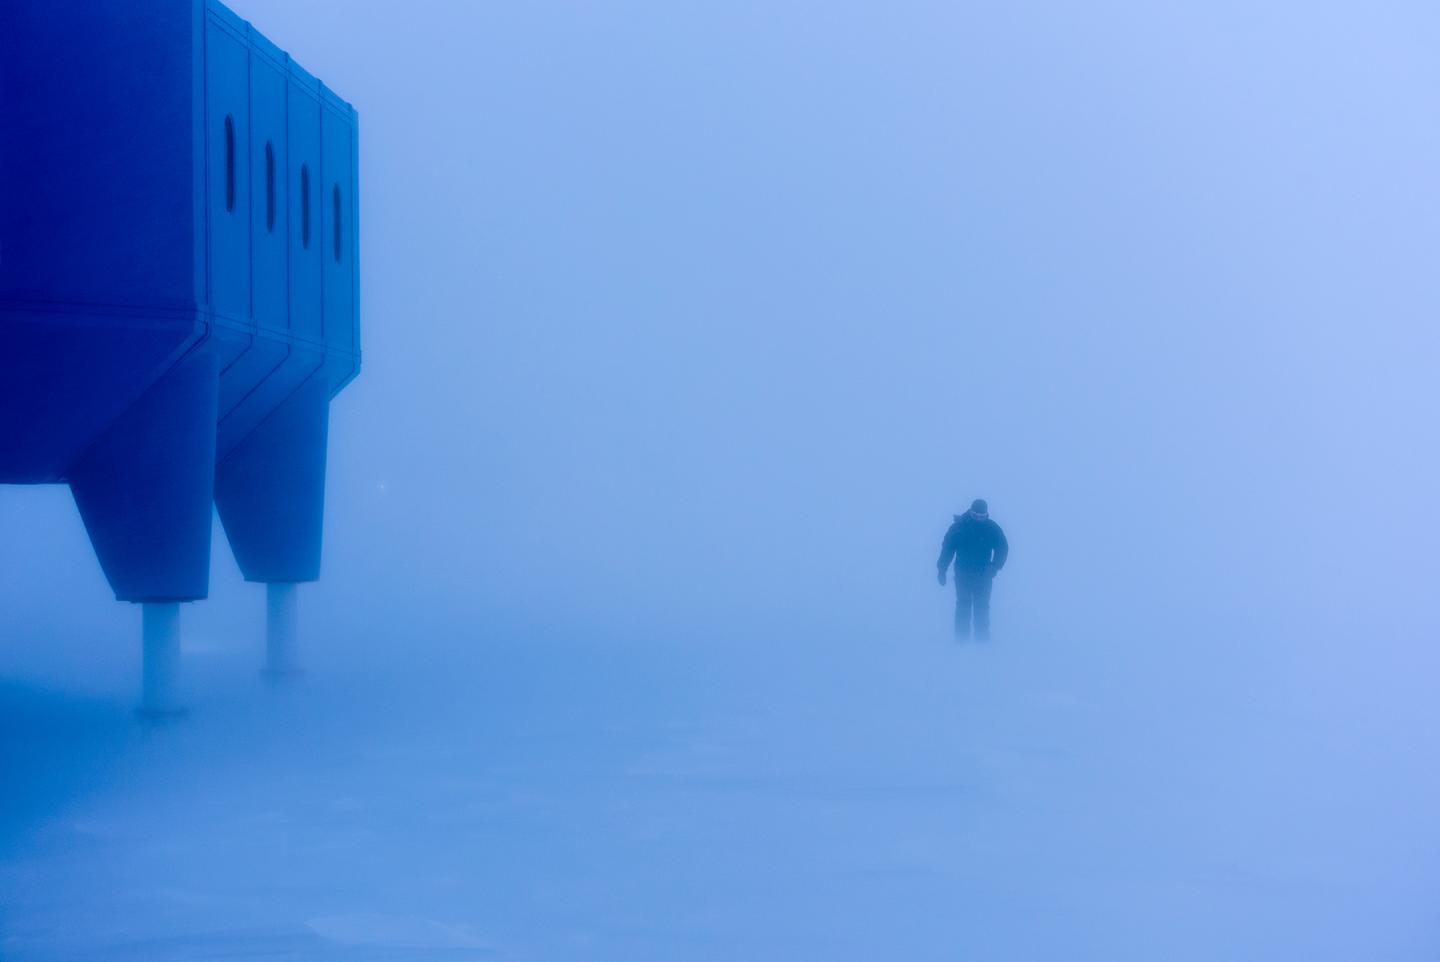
[140,602,184,717]
[264,582,301,677]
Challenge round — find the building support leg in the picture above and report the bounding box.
[67,348,218,717]
[215,376,330,680]
[140,602,184,717]
[264,582,301,677]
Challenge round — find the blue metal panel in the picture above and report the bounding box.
[249,51,289,332]
[217,337,286,425]
[287,77,324,343]
[0,312,199,484]
[204,14,251,321]
[347,114,362,391]
[0,0,199,311]
[321,107,356,354]
[216,344,323,460]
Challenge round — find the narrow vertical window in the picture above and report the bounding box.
[332,185,343,261]
[264,142,276,232]
[300,165,311,249]
[224,115,236,212]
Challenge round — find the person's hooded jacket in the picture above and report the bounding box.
[937,512,1009,575]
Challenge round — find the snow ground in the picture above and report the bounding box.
[2,618,1439,961]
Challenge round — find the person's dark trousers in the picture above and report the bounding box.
[953,568,994,640]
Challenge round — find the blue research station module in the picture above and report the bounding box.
[0,1,361,714]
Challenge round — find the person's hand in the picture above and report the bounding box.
[936,570,947,586]
[989,564,1002,578]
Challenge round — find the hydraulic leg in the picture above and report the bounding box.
[264,582,301,677]
[140,602,183,717]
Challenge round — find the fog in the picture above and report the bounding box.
[4,0,1440,958]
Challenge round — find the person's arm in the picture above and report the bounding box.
[990,525,1009,573]
[936,525,957,584]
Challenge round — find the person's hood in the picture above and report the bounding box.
[954,512,989,523]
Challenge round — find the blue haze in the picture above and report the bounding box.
[3,0,1439,958]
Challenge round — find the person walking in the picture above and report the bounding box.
[936,499,1009,640]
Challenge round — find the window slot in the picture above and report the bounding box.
[265,142,276,232]
[332,185,342,261]
[223,115,236,213]
[300,165,311,249]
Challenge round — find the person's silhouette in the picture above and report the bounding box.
[936,499,1009,640]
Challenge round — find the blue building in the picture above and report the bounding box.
[0,1,361,713]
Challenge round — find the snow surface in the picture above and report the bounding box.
[4,613,1439,961]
